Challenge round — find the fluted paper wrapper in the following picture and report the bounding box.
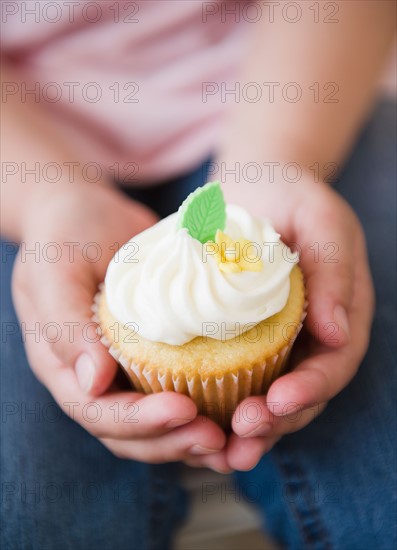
[93,290,306,428]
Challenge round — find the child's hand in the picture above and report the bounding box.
[186,177,375,473]
[12,184,226,462]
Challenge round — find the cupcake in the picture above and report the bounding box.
[95,182,305,427]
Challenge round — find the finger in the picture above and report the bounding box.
[268,403,327,436]
[12,256,117,396]
[42,364,198,439]
[226,433,279,471]
[100,417,227,463]
[185,451,234,474]
[233,394,327,438]
[232,395,277,437]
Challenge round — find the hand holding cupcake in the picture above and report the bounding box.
[95,182,305,427]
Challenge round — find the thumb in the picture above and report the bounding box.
[299,224,355,348]
[29,262,117,396]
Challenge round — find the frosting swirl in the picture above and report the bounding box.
[105,205,298,345]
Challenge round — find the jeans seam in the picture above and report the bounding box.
[273,446,333,550]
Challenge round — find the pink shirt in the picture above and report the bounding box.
[2,1,248,183]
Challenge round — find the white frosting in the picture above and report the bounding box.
[105,205,298,345]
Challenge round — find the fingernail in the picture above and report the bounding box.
[241,422,273,438]
[189,445,219,455]
[333,305,350,342]
[245,458,262,472]
[75,353,95,393]
[210,467,235,475]
[164,417,194,429]
[281,403,301,417]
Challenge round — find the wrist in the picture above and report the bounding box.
[217,165,346,231]
[213,155,338,192]
[20,178,117,240]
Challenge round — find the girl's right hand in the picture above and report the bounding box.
[12,183,226,462]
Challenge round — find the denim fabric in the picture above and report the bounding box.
[236,101,397,550]
[1,101,396,549]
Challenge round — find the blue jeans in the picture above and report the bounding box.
[1,101,396,549]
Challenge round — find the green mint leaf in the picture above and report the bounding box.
[177,181,226,244]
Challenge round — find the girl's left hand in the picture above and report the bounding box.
[185,177,374,473]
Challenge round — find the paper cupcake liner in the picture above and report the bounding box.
[93,288,307,428]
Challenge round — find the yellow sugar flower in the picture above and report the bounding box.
[205,230,263,273]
